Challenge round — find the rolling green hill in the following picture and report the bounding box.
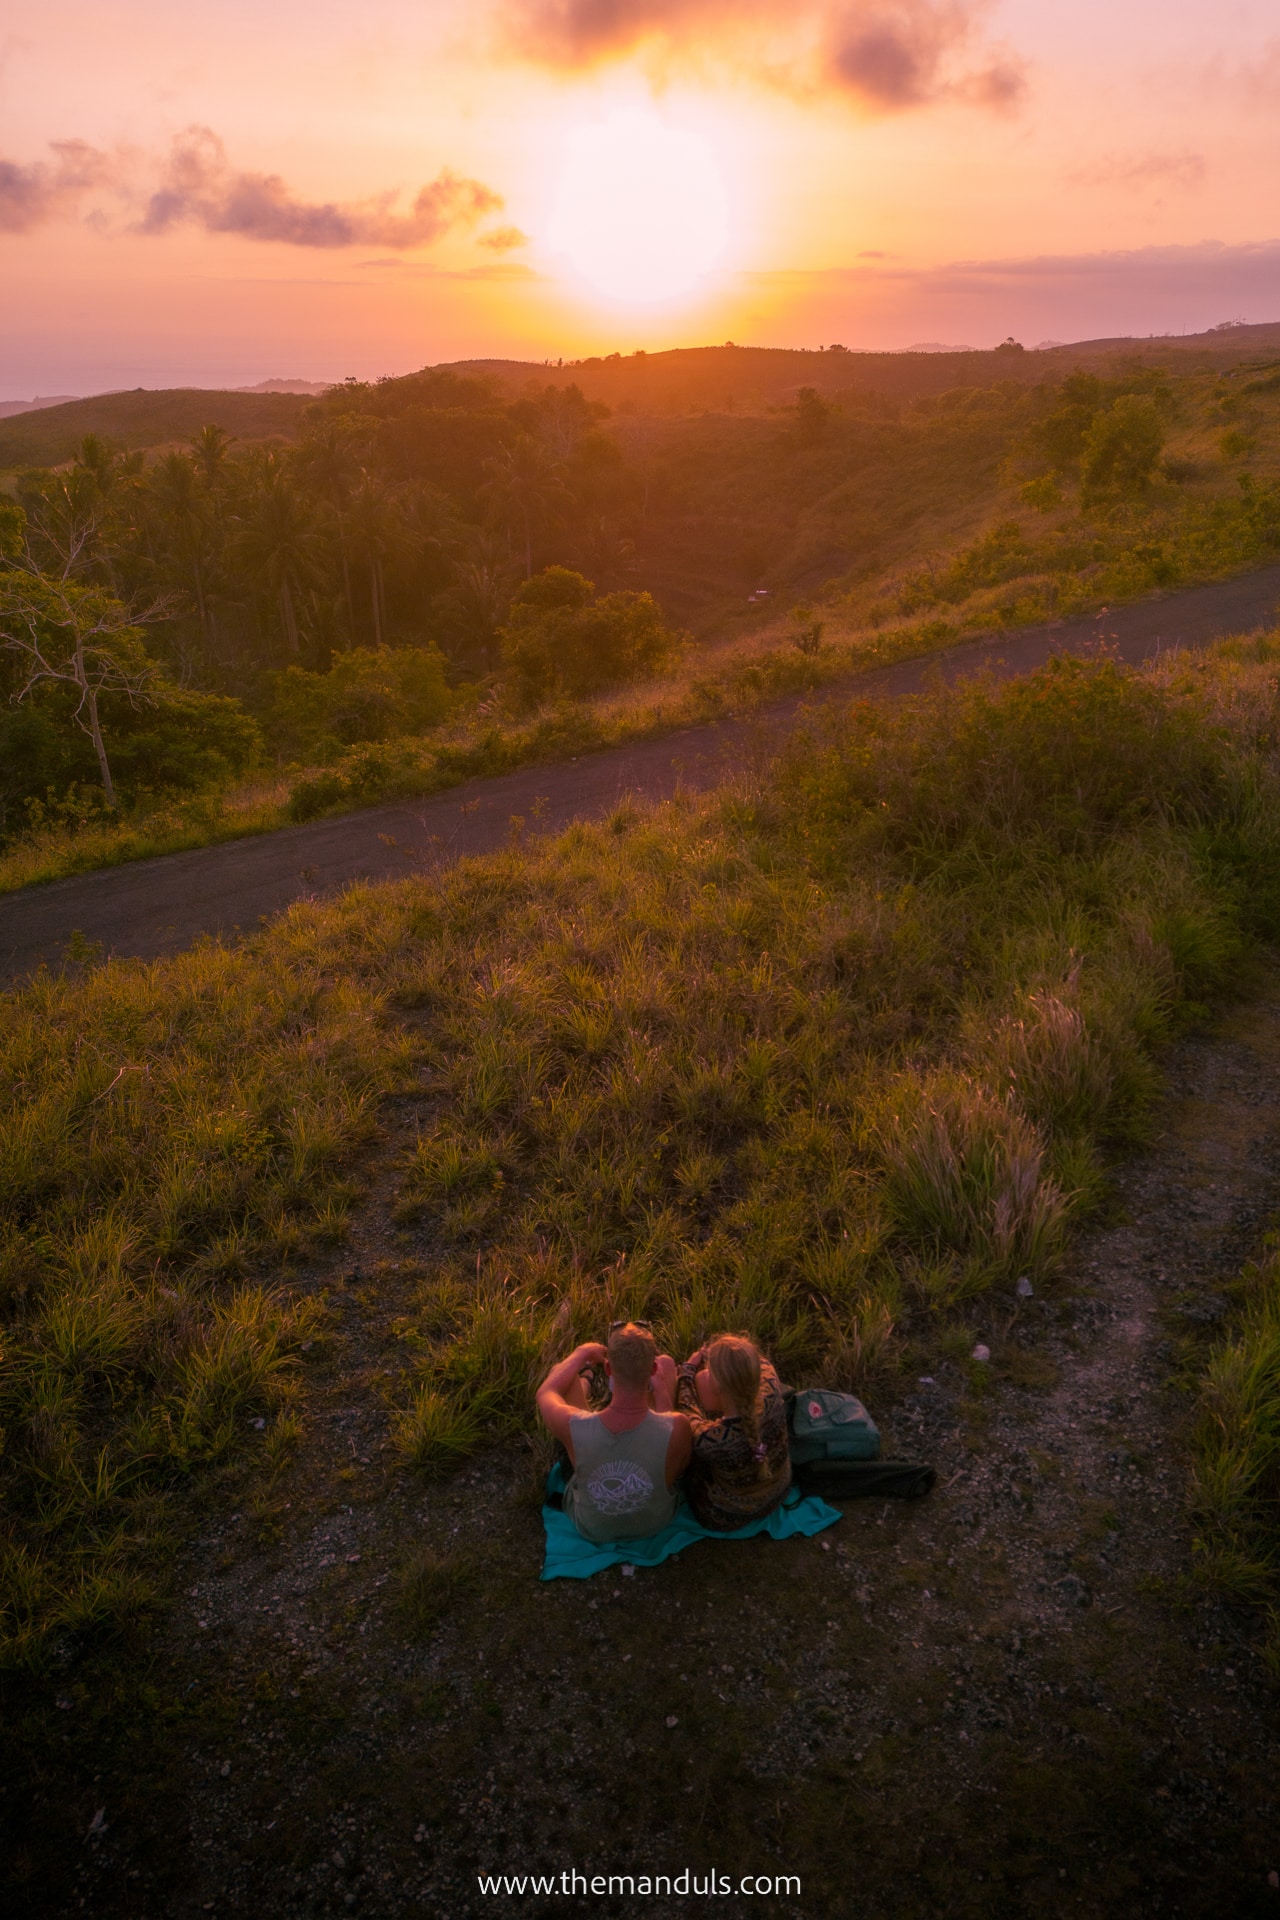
[6,322,1280,474]
[0,387,311,470]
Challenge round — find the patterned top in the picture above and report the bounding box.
[675,1359,792,1531]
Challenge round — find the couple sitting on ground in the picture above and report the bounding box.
[536,1321,791,1543]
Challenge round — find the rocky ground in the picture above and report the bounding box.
[10,983,1280,1920]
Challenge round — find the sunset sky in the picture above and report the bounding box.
[2,0,1278,392]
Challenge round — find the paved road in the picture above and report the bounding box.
[4,563,1280,984]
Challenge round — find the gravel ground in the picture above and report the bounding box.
[15,986,1280,1920]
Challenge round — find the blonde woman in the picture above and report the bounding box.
[675,1334,791,1531]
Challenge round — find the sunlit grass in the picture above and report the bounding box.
[0,940,407,1667]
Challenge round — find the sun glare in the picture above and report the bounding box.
[548,112,729,305]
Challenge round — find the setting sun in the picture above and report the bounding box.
[547,111,729,305]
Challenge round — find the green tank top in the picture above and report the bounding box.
[562,1410,680,1543]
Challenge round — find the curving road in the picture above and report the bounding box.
[4,563,1280,984]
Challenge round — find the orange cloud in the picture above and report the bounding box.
[0,127,504,250]
[137,128,501,248]
[478,223,531,251]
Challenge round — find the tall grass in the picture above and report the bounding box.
[0,944,405,1668]
[6,635,1280,1661]
[1190,1250,1280,1671]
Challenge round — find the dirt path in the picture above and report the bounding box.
[4,563,1280,984]
[30,974,1280,1920]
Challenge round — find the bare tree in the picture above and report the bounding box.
[0,576,170,808]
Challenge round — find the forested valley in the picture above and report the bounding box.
[3,341,1280,884]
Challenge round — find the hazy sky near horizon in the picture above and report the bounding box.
[1,0,1277,391]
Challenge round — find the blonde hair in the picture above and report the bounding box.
[707,1335,766,1464]
[607,1322,657,1391]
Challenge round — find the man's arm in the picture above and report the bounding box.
[535,1342,606,1450]
[664,1414,694,1489]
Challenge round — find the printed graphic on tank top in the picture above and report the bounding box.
[584,1458,655,1516]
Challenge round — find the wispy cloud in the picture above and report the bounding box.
[1201,37,1280,110]
[497,0,1025,112]
[0,139,111,233]
[0,127,504,250]
[478,223,531,251]
[1068,149,1206,193]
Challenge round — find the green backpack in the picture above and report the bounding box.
[787,1388,881,1464]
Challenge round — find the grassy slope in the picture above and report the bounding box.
[0,390,309,470]
[5,637,1280,1679]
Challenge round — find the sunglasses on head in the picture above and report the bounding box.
[608,1318,653,1335]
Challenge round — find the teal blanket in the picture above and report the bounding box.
[541,1463,840,1580]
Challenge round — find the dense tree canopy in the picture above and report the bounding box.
[1,352,1271,847]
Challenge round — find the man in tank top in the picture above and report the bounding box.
[536,1322,692,1544]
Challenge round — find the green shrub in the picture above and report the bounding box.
[1081,395,1165,497]
[499,567,684,702]
[0,645,262,840]
[266,645,455,763]
[1020,475,1061,512]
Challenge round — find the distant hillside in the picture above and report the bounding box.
[443,323,1280,413]
[3,319,1278,471]
[234,379,333,396]
[0,388,310,470]
[1059,319,1280,356]
[0,396,81,422]
[444,342,1044,413]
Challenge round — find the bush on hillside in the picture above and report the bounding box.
[1081,395,1166,497]
[499,566,684,702]
[265,645,455,763]
[780,653,1230,868]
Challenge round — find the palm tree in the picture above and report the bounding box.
[479,436,570,578]
[449,548,514,671]
[151,451,215,649]
[293,422,365,638]
[345,475,410,649]
[230,463,324,657]
[190,424,233,486]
